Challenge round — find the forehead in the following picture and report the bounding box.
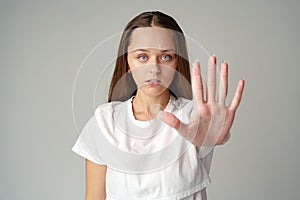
[127,27,176,52]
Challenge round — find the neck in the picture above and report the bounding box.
[132,90,170,121]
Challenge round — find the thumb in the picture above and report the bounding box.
[159,111,195,145]
[158,111,182,130]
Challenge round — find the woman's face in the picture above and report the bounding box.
[127,27,177,97]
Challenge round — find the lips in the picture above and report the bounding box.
[145,79,161,83]
[145,79,161,86]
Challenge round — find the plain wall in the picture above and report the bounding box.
[1,0,299,199]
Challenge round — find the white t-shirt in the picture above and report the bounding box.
[72,96,214,200]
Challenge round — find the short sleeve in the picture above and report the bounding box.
[72,115,106,166]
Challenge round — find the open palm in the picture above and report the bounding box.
[160,56,245,146]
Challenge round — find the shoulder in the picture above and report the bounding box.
[94,99,130,127]
[82,101,124,129]
[76,100,128,139]
[94,99,129,118]
[95,100,125,113]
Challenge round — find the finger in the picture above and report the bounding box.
[159,111,182,130]
[191,60,204,104]
[218,61,228,104]
[229,79,245,111]
[207,55,216,103]
[159,111,199,144]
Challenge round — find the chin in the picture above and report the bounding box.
[139,86,169,97]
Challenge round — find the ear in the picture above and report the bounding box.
[126,63,132,73]
[126,55,131,72]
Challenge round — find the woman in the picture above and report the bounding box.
[72,11,245,200]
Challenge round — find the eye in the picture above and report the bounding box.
[161,54,172,61]
[138,55,148,61]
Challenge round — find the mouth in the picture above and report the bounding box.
[145,79,161,86]
[146,79,161,83]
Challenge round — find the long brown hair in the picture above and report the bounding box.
[108,11,192,102]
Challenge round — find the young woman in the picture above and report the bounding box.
[72,11,245,200]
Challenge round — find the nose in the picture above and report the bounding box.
[150,64,161,74]
[149,56,161,74]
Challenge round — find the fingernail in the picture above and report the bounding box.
[193,59,199,66]
[210,55,216,63]
[193,60,200,69]
[222,60,228,64]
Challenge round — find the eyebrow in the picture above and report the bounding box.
[130,48,176,53]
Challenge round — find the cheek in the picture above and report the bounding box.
[127,55,143,86]
[131,68,146,87]
[160,66,176,87]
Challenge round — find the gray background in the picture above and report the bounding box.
[1,0,299,199]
